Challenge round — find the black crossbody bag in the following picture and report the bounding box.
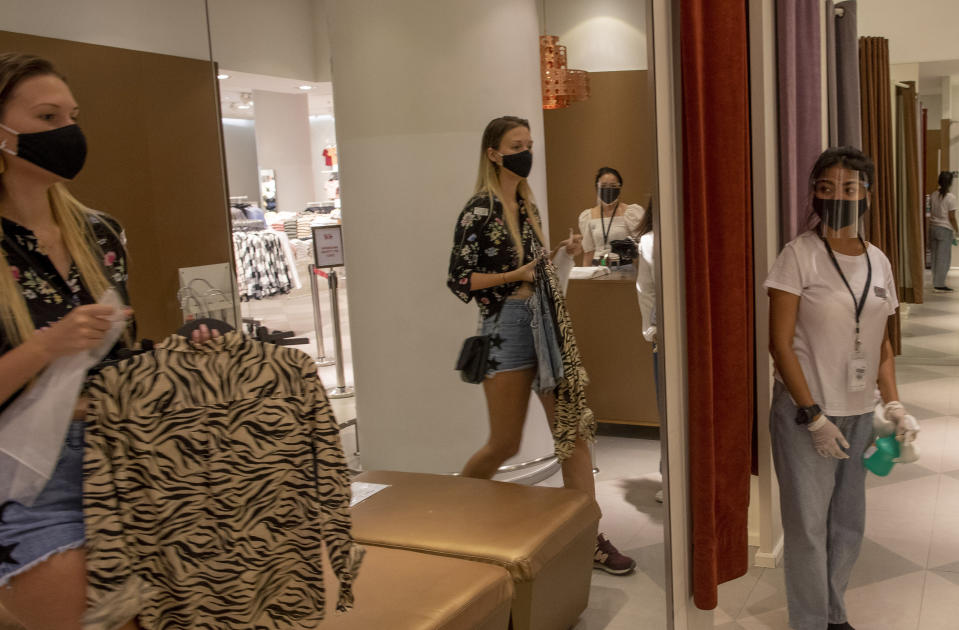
[455,333,491,384]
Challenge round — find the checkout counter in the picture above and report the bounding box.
[565,270,660,427]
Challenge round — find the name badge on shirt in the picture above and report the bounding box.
[873,286,886,298]
[847,350,867,392]
[474,207,489,217]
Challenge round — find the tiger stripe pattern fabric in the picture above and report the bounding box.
[537,256,596,461]
[82,331,362,629]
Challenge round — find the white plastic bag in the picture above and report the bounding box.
[0,290,127,505]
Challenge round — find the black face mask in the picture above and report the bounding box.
[599,186,620,204]
[0,123,88,180]
[499,150,533,179]
[812,196,867,231]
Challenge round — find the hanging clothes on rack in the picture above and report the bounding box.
[82,331,363,629]
[232,229,292,300]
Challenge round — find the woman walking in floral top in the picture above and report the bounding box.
[447,115,635,575]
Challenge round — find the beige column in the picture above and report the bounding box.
[326,0,556,476]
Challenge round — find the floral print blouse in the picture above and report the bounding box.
[447,192,544,318]
[0,212,134,360]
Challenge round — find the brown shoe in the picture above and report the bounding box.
[593,533,636,575]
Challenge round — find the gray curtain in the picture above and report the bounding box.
[825,1,839,146]
[833,0,861,148]
[777,0,822,245]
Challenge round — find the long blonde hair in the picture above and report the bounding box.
[474,116,548,257]
[0,53,119,346]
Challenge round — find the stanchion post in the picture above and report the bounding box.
[326,268,355,399]
[308,264,335,367]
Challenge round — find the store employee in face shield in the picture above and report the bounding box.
[763,147,917,630]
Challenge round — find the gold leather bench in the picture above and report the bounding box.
[0,547,513,630]
[350,471,600,630]
[323,545,513,630]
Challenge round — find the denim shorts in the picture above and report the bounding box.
[0,421,85,586]
[480,299,537,376]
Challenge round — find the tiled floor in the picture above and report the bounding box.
[716,270,959,630]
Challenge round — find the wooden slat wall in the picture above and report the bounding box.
[0,30,231,340]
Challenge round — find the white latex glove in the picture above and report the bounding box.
[873,400,896,437]
[894,441,921,464]
[884,401,919,445]
[808,416,850,459]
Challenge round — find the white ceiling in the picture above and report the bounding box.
[217,69,334,120]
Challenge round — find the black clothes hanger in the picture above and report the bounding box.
[87,339,155,376]
[254,326,309,347]
[176,318,235,338]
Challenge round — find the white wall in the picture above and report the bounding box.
[858,0,959,63]
[207,0,320,81]
[222,118,261,203]
[0,0,209,58]
[312,0,333,82]
[328,0,555,474]
[252,91,316,213]
[541,0,648,72]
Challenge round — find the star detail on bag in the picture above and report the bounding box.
[0,501,13,524]
[490,334,504,349]
[0,542,19,566]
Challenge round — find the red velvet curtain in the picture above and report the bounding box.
[680,0,754,610]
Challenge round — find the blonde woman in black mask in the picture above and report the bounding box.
[0,53,218,630]
[448,116,636,575]
[578,166,644,278]
[764,147,915,630]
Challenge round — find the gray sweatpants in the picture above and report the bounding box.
[930,224,953,288]
[769,381,875,630]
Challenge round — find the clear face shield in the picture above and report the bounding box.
[812,167,869,239]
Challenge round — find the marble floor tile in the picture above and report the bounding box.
[917,570,959,630]
[842,570,924,630]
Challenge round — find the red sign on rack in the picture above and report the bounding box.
[312,225,345,269]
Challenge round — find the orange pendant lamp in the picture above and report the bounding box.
[539,35,589,110]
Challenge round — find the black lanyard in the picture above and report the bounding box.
[600,205,616,245]
[820,236,871,350]
[1,233,82,306]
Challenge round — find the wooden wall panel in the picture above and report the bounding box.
[543,70,657,247]
[0,30,230,340]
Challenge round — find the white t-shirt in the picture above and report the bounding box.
[635,231,657,342]
[764,231,899,416]
[929,191,956,230]
[578,204,643,258]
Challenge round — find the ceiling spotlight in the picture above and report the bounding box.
[217,73,230,80]
[236,104,252,110]
[298,85,313,91]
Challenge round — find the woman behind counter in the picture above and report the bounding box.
[578,167,644,278]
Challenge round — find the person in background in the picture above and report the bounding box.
[633,204,664,503]
[928,170,957,293]
[448,116,636,575]
[578,167,644,278]
[764,147,917,630]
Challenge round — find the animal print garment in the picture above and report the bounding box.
[536,257,596,461]
[82,332,362,629]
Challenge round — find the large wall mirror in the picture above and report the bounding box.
[539,1,671,627]
[0,2,231,341]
